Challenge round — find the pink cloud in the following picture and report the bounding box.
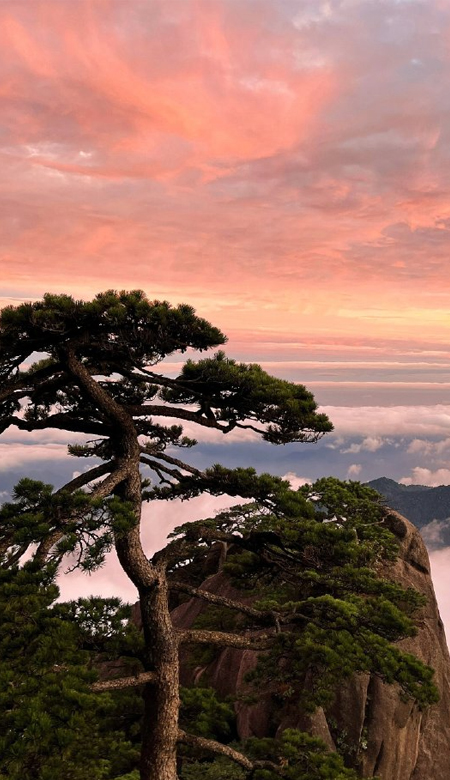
[399,467,450,487]
[322,404,450,438]
[347,463,362,478]
[1,0,450,349]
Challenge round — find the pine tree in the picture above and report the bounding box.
[0,291,438,779]
[164,479,438,777]
[0,564,139,779]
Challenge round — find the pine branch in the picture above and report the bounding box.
[0,412,109,437]
[170,581,282,627]
[177,731,281,775]
[177,730,253,770]
[126,403,234,432]
[34,461,133,564]
[144,449,202,477]
[176,628,272,650]
[55,462,114,494]
[91,670,157,692]
[151,524,253,567]
[0,360,63,402]
[140,456,183,480]
[63,348,136,435]
[234,421,323,443]
[120,366,189,392]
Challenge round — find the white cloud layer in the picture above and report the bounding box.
[429,547,450,641]
[0,443,71,472]
[322,405,450,438]
[399,467,450,487]
[420,520,449,551]
[341,436,386,454]
[407,437,450,455]
[281,472,312,489]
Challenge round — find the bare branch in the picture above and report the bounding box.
[54,462,114,494]
[142,449,202,477]
[126,404,234,432]
[64,348,136,435]
[178,730,284,774]
[120,366,184,392]
[2,543,29,569]
[140,456,182,480]
[2,413,109,437]
[170,581,281,626]
[91,670,157,692]
[177,730,253,770]
[234,421,265,434]
[123,366,225,404]
[176,628,272,650]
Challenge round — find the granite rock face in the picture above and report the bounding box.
[170,512,450,779]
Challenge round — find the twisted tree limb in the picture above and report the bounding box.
[177,731,281,775]
[177,730,253,770]
[170,580,282,626]
[176,628,272,650]
[91,670,157,692]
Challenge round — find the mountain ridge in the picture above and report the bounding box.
[366,477,450,528]
[367,478,450,549]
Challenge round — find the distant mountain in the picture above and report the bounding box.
[367,477,450,550]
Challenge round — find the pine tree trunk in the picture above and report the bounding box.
[139,577,180,780]
[103,424,181,780]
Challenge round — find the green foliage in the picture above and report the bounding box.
[173,478,439,714]
[180,687,235,741]
[246,729,365,779]
[149,466,315,513]
[299,478,399,560]
[179,730,367,780]
[161,351,332,443]
[0,477,118,572]
[0,289,226,376]
[0,475,153,575]
[55,597,144,661]
[0,566,139,779]
[0,476,441,777]
[0,289,332,583]
[0,479,54,565]
[180,756,245,780]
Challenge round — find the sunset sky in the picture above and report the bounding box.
[1,0,450,627]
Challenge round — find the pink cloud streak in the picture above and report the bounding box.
[1,0,450,354]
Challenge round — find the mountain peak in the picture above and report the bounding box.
[367,477,450,529]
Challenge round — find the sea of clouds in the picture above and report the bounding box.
[2,398,450,642]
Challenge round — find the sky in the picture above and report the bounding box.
[1,0,450,632]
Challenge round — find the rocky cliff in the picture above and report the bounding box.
[171,511,450,779]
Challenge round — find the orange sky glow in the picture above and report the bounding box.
[2,0,450,361]
[3,0,450,626]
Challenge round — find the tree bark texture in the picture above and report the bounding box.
[140,578,181,780]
